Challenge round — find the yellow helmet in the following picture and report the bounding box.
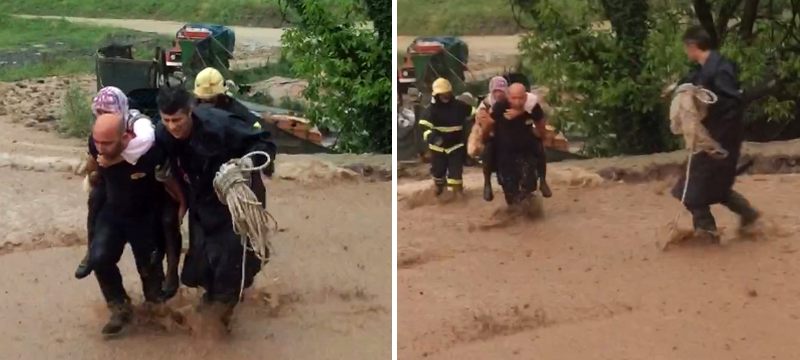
[432,78,453,96]
[194,67,226,100]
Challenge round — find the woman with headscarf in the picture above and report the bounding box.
[90,86,155,165]
[76,86,184,299]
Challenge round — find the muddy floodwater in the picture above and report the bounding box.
[398,163,800,359]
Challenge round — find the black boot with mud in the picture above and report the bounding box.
[738,210,762,238]
[694,229,721,244]
[102,301,133,337]
[483,181,494,201]
[162,273,180,300]
[723,191,761,237]
[539,179,552,198]
[434,183,445,196]
[74,252,92,279]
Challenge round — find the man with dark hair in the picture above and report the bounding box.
[671,25,760,241]
[87,113,170,336]
[155,86,276,329]
[682,25,714,51]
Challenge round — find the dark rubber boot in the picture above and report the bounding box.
[693,229,721,244]
[102,301,133,337]
[723,191,761,235]
[74,252,92,279]
[220,303,235,332]
[434,183,445,196]
[483,178,494,201]
[689,206,720,244]
[539,179,552,198]
[163,273,179,300]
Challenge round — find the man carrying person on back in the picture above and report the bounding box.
[475,76,552,201]
[85,113,172,337]
[489,83,547,207]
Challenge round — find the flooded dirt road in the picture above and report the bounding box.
[398,163,800,359]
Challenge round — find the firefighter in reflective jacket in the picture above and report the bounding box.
[419,78,473,195]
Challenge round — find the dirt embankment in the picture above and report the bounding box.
[400,139,800,186]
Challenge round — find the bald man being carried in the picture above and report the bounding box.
[85,113,173,337]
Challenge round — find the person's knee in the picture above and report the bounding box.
[88,243,117,270]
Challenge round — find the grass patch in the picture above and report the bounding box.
[0,58,93,82]
[0,15,154,50]
[397,0,594,35]
[59,84,93,138]
[0,0,358,28]
[0,14,170,81]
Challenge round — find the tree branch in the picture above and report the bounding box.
[693,0,719,47]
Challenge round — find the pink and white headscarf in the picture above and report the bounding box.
[488,76,508,96]
[92,86,129,119]
[91,86,156,164]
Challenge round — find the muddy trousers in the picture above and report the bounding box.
[91,208,165,305]
[533,141,547,181]
[430,146,466,190]
[498,152,538,206]
[85,186,106,251]
[182,209,263,307]
[483,140,547,189]
[160,196,182,296]
[687,190,758,232]
[482,139,497,187]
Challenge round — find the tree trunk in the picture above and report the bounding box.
[716,0,744,44]
[739,0,760,41]
[692,0,720,47]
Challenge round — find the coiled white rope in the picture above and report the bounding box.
[667,85,719,246]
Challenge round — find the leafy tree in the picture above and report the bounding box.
[511,0,800,156]
[281,0,391,153]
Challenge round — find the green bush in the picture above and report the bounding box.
[282,0,390,153]
[59,84,93,138]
